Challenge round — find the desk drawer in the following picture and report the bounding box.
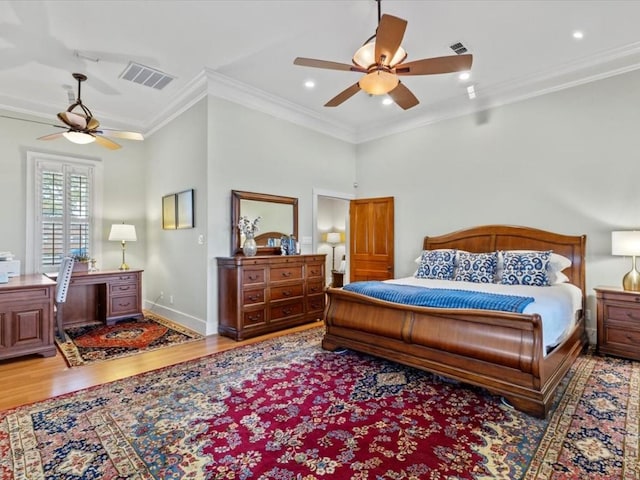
[110,273,139,285]
[111,283,137,295]
[110,294,139,316]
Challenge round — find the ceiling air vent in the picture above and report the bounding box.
[119,62,175,90]
[450,42,468,55]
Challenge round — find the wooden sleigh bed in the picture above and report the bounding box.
[322,225,588,418]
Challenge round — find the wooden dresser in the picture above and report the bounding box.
[0,274,56,361]
[217,254,326,340]
[595,286,640,360]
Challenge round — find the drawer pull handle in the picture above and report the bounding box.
[311,302,322,309]
[283,308,293,315]
[282,290,292,297]
[120,302,131,307]
[248,274,259,281]
[627,312,640,320]
[119,286,130,291]
[281,272,292,277]
[310,287,319,293]
[635,297,640,303]
[248,314,261,321]
[248,295,260,301]
[119,276,131,281]
[311,269,319,275]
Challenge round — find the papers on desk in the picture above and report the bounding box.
[0,251,14,261]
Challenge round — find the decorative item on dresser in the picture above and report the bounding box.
[217,254,326,340]
[595,286,640,361]
[611,230,640,291]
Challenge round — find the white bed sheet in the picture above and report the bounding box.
[385,277,583,352]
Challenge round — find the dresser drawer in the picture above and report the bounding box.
[604,304,640,324]
[307,280,324,296]
[110,283,137,296]
[242,268,266,285]
[306,262,324,279]
[306,293,325,314]
[270,300,304,321]
[270,265,303,282]
[604,325,640,348]
[601,291,640,304]
[242,289,265,306]
[271,284,303,301]
[243,308,266,327]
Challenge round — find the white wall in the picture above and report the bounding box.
[205,96,356,334]
[354,68,640,339]
[0,113,146,274]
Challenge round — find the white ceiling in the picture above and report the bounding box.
[1,0,640,144]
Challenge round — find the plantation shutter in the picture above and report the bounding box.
[36,161,94,272]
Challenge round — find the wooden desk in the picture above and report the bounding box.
[51,269,144,327]
[0,274,56,360]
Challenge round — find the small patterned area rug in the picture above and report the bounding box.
[55,314,202,367]
[2,327,638,479]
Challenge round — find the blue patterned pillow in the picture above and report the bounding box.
[500,250,551,286]
[454,251,498,283]
[415,249,456,280]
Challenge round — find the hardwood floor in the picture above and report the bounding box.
[0,322,323,411]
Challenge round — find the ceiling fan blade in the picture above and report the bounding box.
[388,82,419,110]
[86,117,100,130]
[294,57,366,73]
[375,14,407,66]
[57,111,87,129]
[99,129,144,141]
[93,135,122,150]
[37,132,64,141]
[325,83,361,107]
[0,114,64,129]
[395,54,473,76]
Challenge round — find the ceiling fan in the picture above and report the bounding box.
[293,1,473,110]
[1,73,143,150]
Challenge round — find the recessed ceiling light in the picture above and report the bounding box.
[382,97,393,106]
[459,72,470,81]
[467,85,476,99]
[573,31,584,40]
[304,80,315,88]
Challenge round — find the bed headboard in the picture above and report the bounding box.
[423,225,586,295]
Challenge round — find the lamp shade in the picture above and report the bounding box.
[109,224,137,242]
[326,232,341,245]
[612,231,640,256]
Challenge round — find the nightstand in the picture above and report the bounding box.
[595,286,640,361]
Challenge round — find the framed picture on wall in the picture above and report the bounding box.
[162,194,177,229]
[177,189,195,229]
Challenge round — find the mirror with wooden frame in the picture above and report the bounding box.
[231,190,299,255]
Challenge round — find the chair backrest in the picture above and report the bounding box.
[55,257,75,304]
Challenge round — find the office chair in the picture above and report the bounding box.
[55,256,75,341]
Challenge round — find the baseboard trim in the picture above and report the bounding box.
[143,301,207,335]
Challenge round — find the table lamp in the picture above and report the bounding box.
[612,230,640,291]
[109,223,137,270]
[326,232,342,271]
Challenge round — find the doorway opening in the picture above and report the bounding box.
[312,189,353,287]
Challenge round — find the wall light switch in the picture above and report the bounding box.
[198,234,205,245]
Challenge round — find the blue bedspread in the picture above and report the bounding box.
[342,281,534,313]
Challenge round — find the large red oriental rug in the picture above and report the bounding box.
[0,327,637,479]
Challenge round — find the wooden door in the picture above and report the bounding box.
[349,197,394,282]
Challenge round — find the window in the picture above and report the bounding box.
[26,152,103,273]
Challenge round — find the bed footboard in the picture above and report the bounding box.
[323,288,587,418]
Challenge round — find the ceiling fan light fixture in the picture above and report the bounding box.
[359,70,399,95]
[63,131,95,145]
[353,42,406,69]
